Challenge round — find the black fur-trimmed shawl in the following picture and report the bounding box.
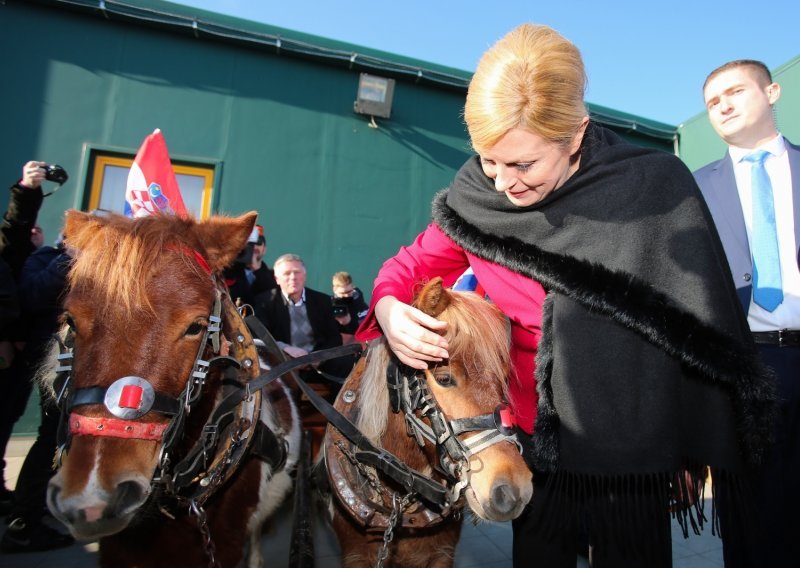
[432,123,776,535]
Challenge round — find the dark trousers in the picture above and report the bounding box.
[722,344,800,568]
[0,356,34,489]
[10,384,60,523]
[513,473,672,568]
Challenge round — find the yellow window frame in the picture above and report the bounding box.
[88,155,214,218]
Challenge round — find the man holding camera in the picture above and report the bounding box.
[331,271,368,344]
[1,160,75,552]
[224,223,276,308]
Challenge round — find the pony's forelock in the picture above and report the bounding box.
[442,292,511,398]
[355,290,511,442]
[67,214,209,318]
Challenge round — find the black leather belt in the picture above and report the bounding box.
[752,329,800,347]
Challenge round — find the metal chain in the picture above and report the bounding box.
[375,492,411,568]
[335,440,384,494]
[189,499,220,568]
[201,418,247,497]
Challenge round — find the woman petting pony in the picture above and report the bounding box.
[357,24,776,568]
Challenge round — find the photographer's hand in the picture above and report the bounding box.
[20,161,45,189]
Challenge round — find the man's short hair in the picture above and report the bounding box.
[274,253,304,269]
[703,59,773,92]
[332,271,353,286]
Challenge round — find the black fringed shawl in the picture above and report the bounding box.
[432,122,776,535]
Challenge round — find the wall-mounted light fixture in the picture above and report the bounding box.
[353,73,395,122]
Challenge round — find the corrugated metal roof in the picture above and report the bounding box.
[35,0,678,139]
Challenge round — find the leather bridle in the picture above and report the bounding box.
[386,359,519,504]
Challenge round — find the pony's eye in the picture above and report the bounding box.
[64,314,76,331]
[434,373,456,388]
[185,322,205,337]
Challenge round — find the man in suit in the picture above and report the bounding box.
[694,59,800,568]
[253,253,353,381]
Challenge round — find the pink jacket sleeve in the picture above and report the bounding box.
[356,224,469,341]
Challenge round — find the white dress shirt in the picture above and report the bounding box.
[730,134,800,331]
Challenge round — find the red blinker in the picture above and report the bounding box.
[119,385,144,409]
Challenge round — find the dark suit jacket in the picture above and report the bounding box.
[253,286,352,378]
[694,139,800,312]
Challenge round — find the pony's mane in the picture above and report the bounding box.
[356,290,511,442]
[67,213,208,318]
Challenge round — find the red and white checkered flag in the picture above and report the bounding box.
[125,129,188,218]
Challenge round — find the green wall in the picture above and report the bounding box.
[2,0,676,434]
[679,56,800,172]
[1,0,676,299]
[1,0,474,298]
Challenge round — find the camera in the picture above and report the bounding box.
[42,164,69,185]
[233,242,254,266]
[332,296,351,317]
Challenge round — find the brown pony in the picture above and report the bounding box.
[43,210,301,567]
[323,278,533,567]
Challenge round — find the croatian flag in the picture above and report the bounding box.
[125,129,188,218]
[452,267,486,297]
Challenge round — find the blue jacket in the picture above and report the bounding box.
[693,139,800,311]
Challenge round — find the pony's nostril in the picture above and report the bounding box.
[108,480,148,518]
[491,481,519,516]
[46,484,63,518]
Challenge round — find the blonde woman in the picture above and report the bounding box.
[358,24,775,567]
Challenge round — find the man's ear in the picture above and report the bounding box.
[767,82,781,106]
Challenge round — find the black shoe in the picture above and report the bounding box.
[0,517,74,553]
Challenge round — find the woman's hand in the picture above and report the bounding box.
[375,296,448,370]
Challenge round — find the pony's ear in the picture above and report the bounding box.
[413,277,452,318]
[195,212,258,272]
[63,209,95,249]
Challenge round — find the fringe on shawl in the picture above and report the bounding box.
[518,461,759,557]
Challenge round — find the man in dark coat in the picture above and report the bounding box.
[0,161,44,515]
[0,161,73,552]
[253,253,353,381]
[225,223,276,308]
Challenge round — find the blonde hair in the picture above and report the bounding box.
[465,24,587,153]
[332,271,352,287]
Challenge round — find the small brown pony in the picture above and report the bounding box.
[44,210,301,567]
[323,278,533,567]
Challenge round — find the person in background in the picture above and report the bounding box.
[694,59,799,568]
[0,161,44,517]
[356,24,775,567]
[1,227,73,553]
[253,254,353,382]
[330,271,368,344]
[225,222,276,308]
[0,161,74,552]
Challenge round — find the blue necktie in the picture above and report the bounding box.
[744,150,783,312]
